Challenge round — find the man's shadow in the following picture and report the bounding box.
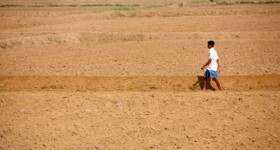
[190,76,216,91]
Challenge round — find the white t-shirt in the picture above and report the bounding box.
[207,48,219,71]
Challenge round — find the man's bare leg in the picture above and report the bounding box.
[213,78,222,91]
[202,76,208,90]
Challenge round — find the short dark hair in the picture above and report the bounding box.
[208,40,215,46]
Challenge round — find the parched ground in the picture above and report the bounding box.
[0,1,280,149]
[0,4,280,76]
[0,91,280,149]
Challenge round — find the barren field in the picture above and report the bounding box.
[0,1,280,149]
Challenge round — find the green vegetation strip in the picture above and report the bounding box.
[0,4,23,7]
[191,0,280,4]
[0,3,162,8]
[1,1,280,8]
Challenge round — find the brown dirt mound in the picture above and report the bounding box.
[1,32,279,47]
[0,75,279,92]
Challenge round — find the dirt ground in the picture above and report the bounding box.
[1,91,280,149]
[0,1,280,149]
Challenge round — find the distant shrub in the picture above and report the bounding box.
[179,2,184,7]
[113,7,130,11]
[0,43,8,49]
[48,4,59,7]
[0,4,22,7]
[70,4,78,7]
[81,4,113,7]
[263,0,280,4]
[30,4,45,7]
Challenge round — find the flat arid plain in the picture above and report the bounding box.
[0,0,280,149]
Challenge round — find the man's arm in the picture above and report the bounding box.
[201,59,212,70]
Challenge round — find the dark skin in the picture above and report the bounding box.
[201,44,222,91]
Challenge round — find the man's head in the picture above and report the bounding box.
[207,40,215,49]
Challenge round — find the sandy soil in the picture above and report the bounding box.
[1,91,280,149]
[0,1,280,149]
[1,4,280,76]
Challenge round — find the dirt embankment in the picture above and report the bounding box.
[0,75,279,92]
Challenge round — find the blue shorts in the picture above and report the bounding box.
[205,69,218,79]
